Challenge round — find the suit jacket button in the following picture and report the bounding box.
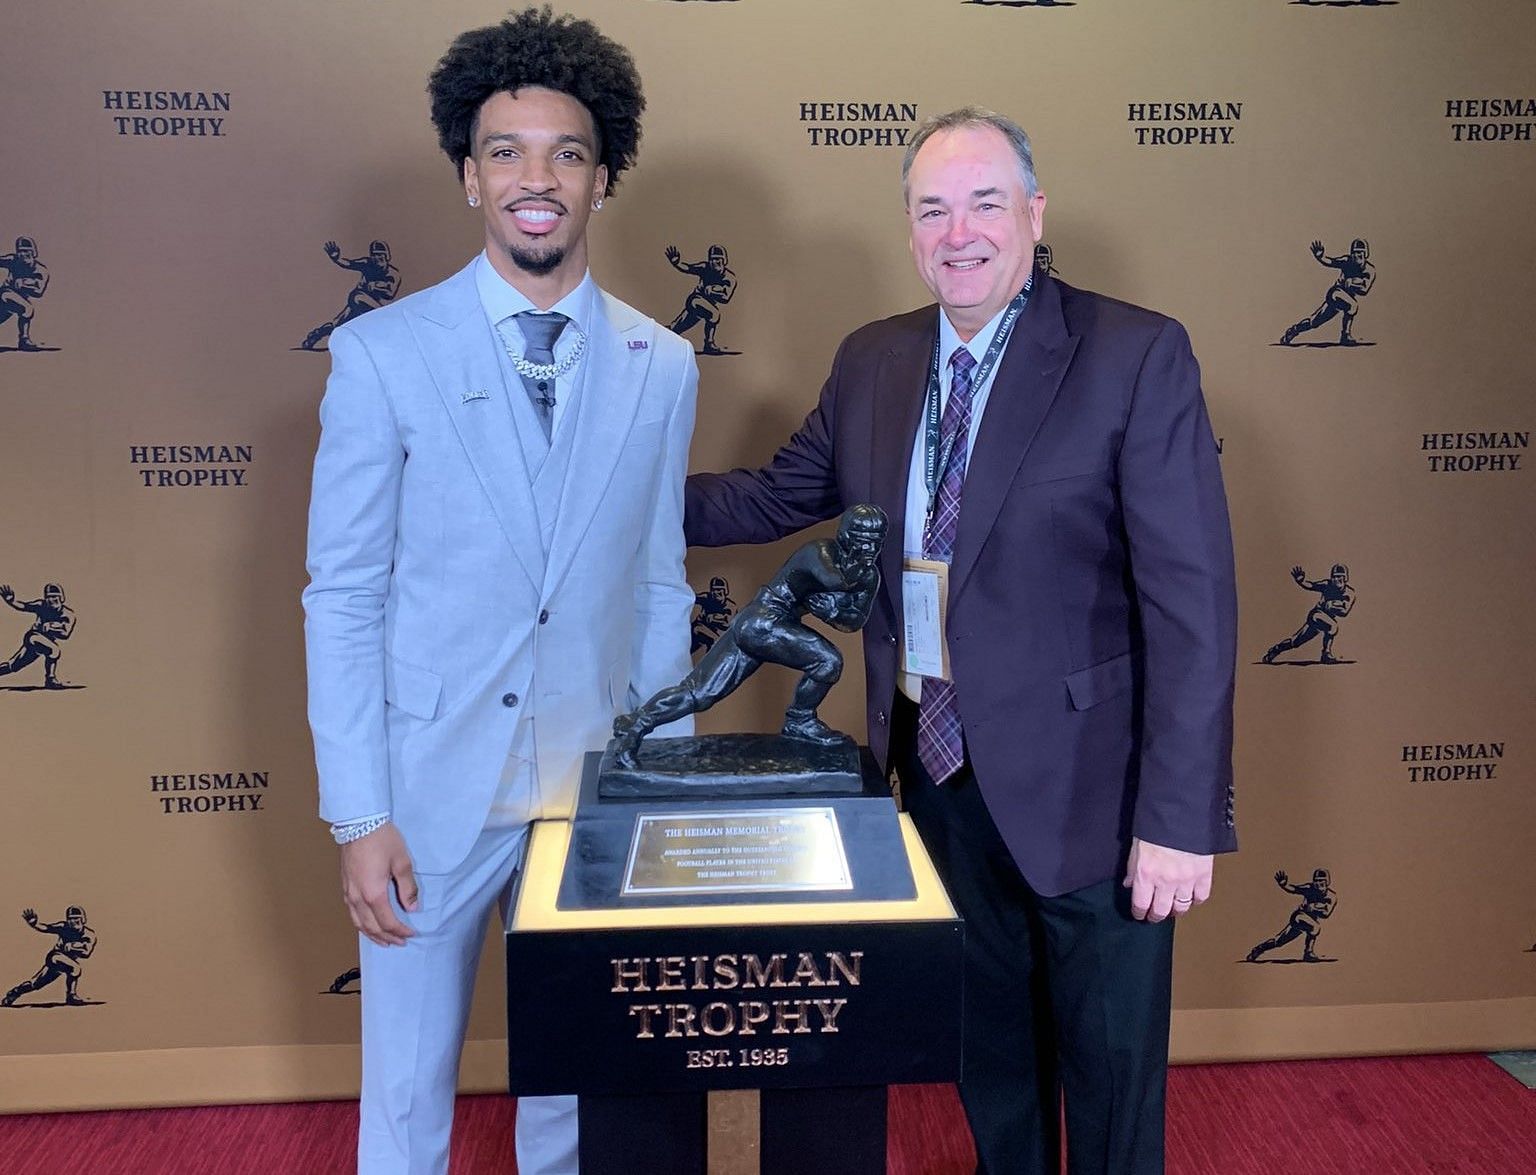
[502,692,519,708]
[538,609,549,625]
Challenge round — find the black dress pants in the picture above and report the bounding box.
[894,694,1174,1175]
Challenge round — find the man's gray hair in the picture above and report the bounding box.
[901,106,1039,201]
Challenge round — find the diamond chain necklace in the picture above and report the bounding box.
[506,327,587,382]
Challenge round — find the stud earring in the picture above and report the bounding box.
[593,199,604,211]
[468,195,479,208]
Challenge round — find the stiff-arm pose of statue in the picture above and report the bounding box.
[611,504,887,767]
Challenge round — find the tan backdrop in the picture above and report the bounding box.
[2,0,1533,1113]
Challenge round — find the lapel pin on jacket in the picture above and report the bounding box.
[461,388,490,403]
[627,339,648,351]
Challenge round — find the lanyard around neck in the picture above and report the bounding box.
[922,279,1034,518]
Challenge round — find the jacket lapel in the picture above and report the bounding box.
[869,315,935,628]
[948,274,1079,605]
[542,290,651,600]
[408,261,543,594]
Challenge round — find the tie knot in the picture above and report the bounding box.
[950,347,976,378]
[515,311,568,354]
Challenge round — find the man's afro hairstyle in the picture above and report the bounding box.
[428,5,645,196]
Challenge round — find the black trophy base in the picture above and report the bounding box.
[575,1087,885,1175]
[598,732,864,798]
[578,1091,706,1174]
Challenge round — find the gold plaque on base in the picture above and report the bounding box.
[621,807,853,897]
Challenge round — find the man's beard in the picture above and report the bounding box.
[503,240,566,277]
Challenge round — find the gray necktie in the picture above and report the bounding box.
[514,311,568,440]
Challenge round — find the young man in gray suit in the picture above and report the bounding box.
[302,10,697,1173]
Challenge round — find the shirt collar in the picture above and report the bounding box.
[939,298,1013,370]
[474,251,597,336]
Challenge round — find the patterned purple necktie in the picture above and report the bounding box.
[916,346,977,784]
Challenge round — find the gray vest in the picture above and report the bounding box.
[491,343,576,562]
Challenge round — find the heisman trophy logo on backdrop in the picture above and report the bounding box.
[3,905,101,1008]
[1276,238,1377,347]
[0,581,81,691]
[665,244,739,355]
[1259,563,1357,666]
[0,235,56,354]
[296,240,402,351]
[690,575,738,655]
[1244,869,1339,965]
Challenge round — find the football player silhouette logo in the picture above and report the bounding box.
[0,582,77,689]
[298,240,401,351]
[666,244,738,355]
[0,236,52,352]
[3,906,99,1007]
[1261,564,1355,666]
[1279,239,1376,346]
[1246,870,1337,963]
[690,576,737,654]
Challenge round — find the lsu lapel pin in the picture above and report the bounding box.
[627,340,648,351]
[461,388,490,403]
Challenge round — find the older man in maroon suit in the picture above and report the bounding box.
[684,107,1237,1174]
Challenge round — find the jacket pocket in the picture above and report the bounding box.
[620,422,664,454]
[385,654,443,720]
[1016,459,1108,489]
[1064,651,1134,711]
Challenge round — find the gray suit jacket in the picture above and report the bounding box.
[304,260,697,874]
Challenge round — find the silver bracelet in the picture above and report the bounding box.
[331,815,390,845]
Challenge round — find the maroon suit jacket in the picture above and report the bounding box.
[685,274,1237,895]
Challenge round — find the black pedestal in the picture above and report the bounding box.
[508,811,962,1175]
[578,1091,707,1174]
[574,1086,886,1175]
[761,1086,886,1175]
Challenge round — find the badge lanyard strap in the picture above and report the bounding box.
[922,282,1034,539]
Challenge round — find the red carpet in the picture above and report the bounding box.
[2,1054,1533,1173]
